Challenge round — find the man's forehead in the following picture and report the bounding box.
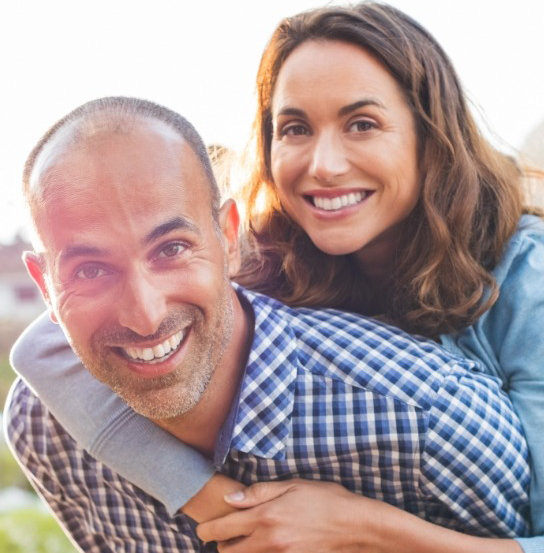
[30,114,216,256]
[42,185,212,270]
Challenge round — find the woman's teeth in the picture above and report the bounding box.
[123,330,185,363]
[312,191,367,211]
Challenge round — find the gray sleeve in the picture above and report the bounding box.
[9,312,214,514]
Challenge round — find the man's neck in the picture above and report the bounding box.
[152,289,253,458]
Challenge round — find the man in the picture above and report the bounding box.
[5,97,530,551]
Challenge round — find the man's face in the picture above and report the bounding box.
[28,118,240,420]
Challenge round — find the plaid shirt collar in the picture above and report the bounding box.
[217,284,445,463]
[231,287,299,459]
[214,286,299,462]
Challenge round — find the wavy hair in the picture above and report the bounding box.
[235,1,528,337]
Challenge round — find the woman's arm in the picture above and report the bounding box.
[441,216,544,553]
[482,219,544,539]
[10,312,243,518]
[197,480,524,553]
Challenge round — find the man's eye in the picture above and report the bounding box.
[158,243,186,258]
[74,266,109,280]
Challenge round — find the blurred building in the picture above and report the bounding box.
[521,120,544,169]
[0,237,44,324]
[520,120,544,208]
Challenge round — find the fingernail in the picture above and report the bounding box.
[225,491,245,502]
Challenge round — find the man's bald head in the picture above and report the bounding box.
[20,97,245,422]
[24,97,221,247]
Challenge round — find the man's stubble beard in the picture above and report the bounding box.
[69,281,234,421]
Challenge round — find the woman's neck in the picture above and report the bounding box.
[354,241,397,286]
[352,233,400,315]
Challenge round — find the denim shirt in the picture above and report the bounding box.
[441,214,544,552]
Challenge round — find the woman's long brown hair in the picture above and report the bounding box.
[235,2,527,337]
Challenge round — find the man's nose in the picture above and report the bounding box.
[116,271,168,337]
[308,132,350,184]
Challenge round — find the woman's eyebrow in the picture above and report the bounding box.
[276,99,386,119]
[275,107,307,119]
[338,98,386,117]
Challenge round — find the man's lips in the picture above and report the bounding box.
[304,190,373,212]
[114,329,186,364]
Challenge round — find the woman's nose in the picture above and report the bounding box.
[308,132,350,183]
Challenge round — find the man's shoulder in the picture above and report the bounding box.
[4,377,56,452]
[239,286,490,410]
[239,284,421,342]
[4,377,86,474]
[244,286,475,368]
[5,377,134,495]
[5,377,41,423]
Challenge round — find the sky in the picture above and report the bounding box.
[1,0,543,244]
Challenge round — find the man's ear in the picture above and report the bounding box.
[218,199,241,277]
[22,251,58,324]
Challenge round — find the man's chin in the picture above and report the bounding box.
[112,379,204,421]
[80,346,213,419]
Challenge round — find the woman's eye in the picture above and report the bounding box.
[280,124,309,137]
[75,266,109,280]
[158,242,186,258]
[348,120,376,132]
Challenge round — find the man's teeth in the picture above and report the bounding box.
[312,191,367,211]
[123,331,184,362]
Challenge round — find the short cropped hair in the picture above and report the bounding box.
[24,97,221,223]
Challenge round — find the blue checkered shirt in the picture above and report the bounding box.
[5,286,530,551]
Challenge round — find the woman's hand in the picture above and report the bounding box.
[196,478,524,553]
[181,473,246,523]
[196,479,368,552]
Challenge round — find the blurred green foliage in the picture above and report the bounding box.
[0,444,32,493]
[0,318,25,408]
[0,508,76,552]
[1,321,76,552]
[1,353,15,409]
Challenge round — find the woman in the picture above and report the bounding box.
[12,3,544,552]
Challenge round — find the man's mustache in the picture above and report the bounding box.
[92,310,196,346]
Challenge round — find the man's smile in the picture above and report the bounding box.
[115,329,187,364]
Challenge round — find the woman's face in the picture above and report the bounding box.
[270,40,420,267]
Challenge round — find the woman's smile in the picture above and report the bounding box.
[270,40,420,260]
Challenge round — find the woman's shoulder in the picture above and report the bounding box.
[492,214,544,288]
[513,212,544,239]
[451,213,544,381]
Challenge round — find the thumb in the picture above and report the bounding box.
[224,480,294,508]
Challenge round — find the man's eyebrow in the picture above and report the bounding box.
[338,99,386,117]
[143,217,200,245]
[59,245,108,265]
[57,218,199,265]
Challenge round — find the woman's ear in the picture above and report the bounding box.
[23,251,58,324]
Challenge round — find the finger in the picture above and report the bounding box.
[197,510,255,543]
[217,537,246,553]
[224,480,295,508]
[218,536,277,553]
